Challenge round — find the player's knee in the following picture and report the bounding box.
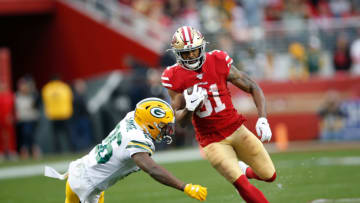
[214,159,240,182]
[265,171,276,182]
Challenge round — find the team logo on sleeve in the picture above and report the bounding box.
[150,107,166,118]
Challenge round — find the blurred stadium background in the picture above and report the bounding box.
[0,0,360,202]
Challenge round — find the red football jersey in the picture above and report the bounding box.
[161,50,246,147]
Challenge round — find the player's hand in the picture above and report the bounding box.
[256,117,272,142]
[183,84,206,112]
[184,183,207,201]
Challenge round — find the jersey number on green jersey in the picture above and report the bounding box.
[95,125,122,164]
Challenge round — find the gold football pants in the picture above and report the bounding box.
[65,181,104,203]
[203,125,275,183]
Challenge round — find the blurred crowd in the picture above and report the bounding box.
[116,0,360,31]
[0,75,95,161]
[81,0,360,81]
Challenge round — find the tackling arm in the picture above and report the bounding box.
[132,152,185,191]
[227,65,267,118]
[132,152,208,201]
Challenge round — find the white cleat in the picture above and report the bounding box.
[238,161,249,175]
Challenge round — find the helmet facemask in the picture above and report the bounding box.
[173,43,206,71]
[156,122,175,144]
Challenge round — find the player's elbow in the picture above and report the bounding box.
[177,117,190,128]
[249,83,260,94]
[179,120,188,128]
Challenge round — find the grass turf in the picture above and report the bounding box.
[1,149,359,203]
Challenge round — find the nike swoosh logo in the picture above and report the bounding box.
[190,99,198,103]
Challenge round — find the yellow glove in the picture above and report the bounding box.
[184,183,207,201]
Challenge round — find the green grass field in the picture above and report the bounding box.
[1,149,360,203]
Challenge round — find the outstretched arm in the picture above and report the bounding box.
[132,152,207,201]
[132,152,185,191]
[227,65,267,118]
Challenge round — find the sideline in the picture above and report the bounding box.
[0,148,203,180]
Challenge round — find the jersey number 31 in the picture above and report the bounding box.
[196,83,225,118]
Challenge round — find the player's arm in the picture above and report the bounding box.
[132,152,207,201]
[167,89,193,127]
[227,65,272,142]
[227,65,267,117]
[132,152,185,190]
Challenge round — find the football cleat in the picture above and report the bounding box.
[134,98,175,143]
[170,26,207,70]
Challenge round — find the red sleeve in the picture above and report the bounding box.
[210,50,233,78]
[161,65,182,93]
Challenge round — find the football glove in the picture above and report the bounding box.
[183,84,207,112]
[184,183,207,201]
[256,117,272,142]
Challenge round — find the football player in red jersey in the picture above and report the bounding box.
[161,26,276,203]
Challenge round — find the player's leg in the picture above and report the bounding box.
[231,125,276,182]
[203,141,269,202]
[65,180,80,203]
[203,141,241,182]
[98,192,104,203]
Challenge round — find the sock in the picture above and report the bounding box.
[246,168,277,182]
[233,175,269,203]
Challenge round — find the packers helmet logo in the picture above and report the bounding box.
[150,107,166,118]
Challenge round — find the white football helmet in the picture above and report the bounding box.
[170,26,207,70]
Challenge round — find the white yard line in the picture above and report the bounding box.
[311,198,360,203]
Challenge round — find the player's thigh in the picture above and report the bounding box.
[232,125,275,179]
[98,192,104,203]
[203,142,242,183]
[65,180,80,203]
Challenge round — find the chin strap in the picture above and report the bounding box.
[185,61,200,69]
